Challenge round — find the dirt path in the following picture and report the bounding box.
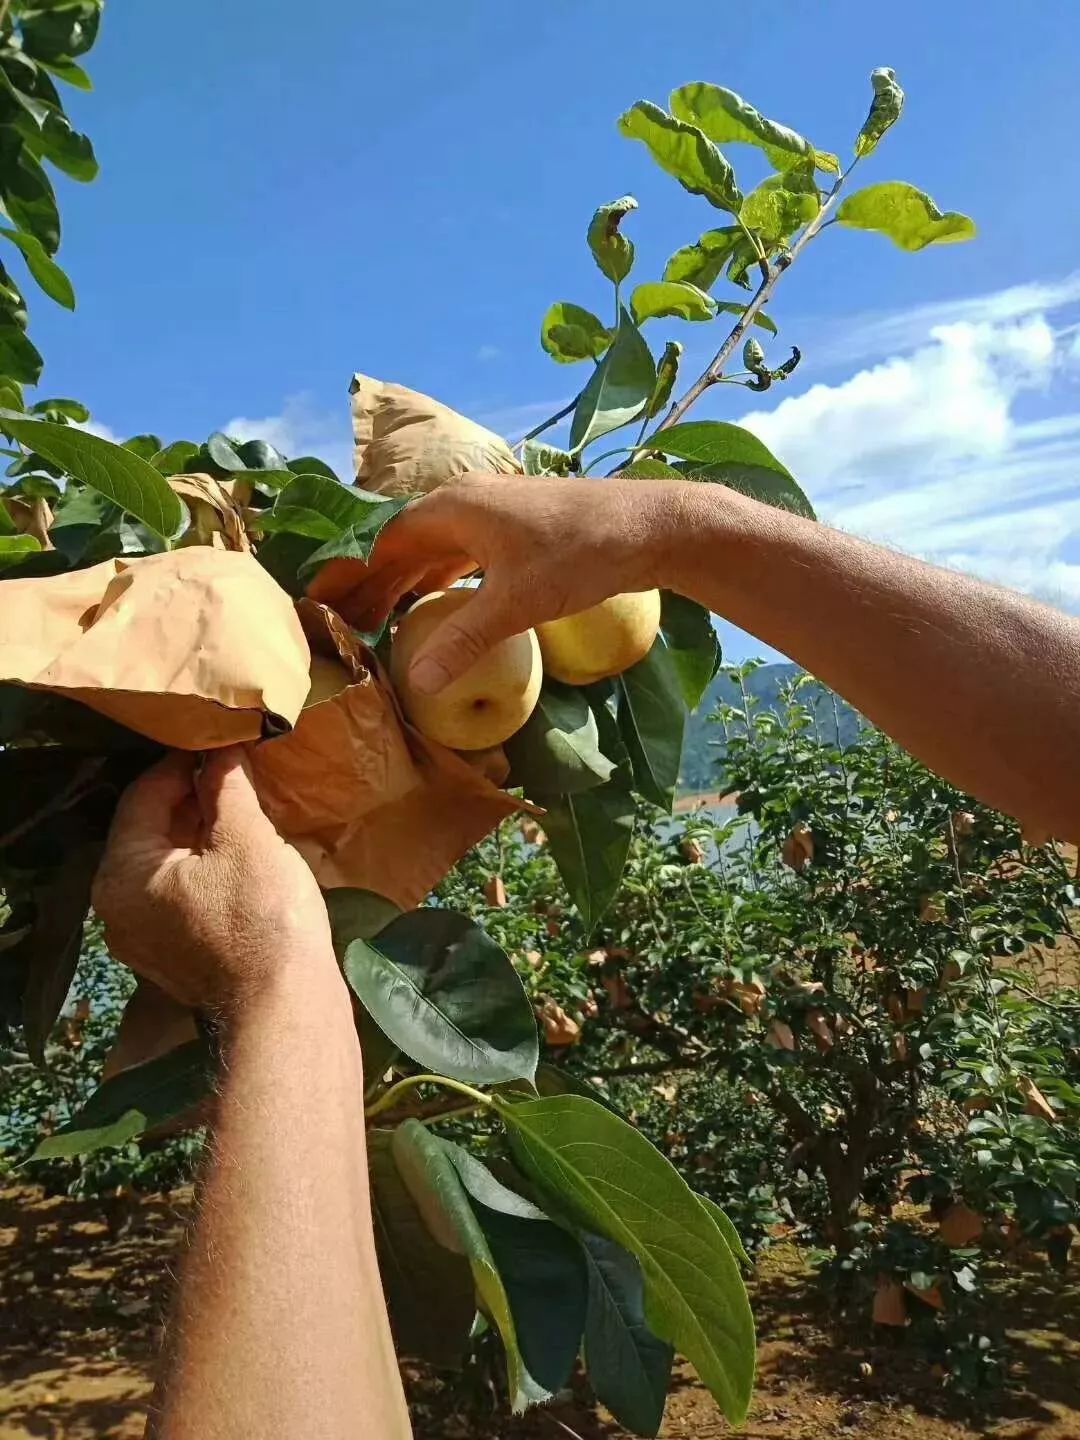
[2,1186,1078,1440]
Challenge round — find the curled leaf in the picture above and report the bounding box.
[587,196,638,285]
[541,301,611,364]
[855,67,904,157]
[618,101,742,214]
[836,181,976,252]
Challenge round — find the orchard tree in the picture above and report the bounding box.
[0,19,978,1429]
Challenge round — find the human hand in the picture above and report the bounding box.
[308,473,691,694]
[92,746,334,1012]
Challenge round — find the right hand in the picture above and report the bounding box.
[308,473,688,695]
[93,747,334,1012]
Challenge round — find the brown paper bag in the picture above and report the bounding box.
[0,549,310,748]
[351,373,520,496]
[251,601,527,908]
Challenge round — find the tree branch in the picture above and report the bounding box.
[512,392,583,451]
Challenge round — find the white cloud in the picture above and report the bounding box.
[739,310,1080,611]
[224,393,353,481]
[475,344,501,363]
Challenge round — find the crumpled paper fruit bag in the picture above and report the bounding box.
[351,372,521,497]
[0,548,311,748]
[250,600,528,909]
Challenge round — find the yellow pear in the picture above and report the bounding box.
[304,651,354,707]
[536,590,661,685]
[390,589,541,751]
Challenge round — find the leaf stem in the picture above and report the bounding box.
[363,1072,493,1120]
[653,164,855,434]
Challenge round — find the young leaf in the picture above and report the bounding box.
[540,301,611,364]
[587,196,638,285]
[0,227,74,307]
[617,638,686,811]
[296,495,410,586]
[539,781,635,934]
[630,281,716,325]
[29,396,90,423]
[740,170,819,243]
[260,471,381,541]
[32,1040,213,1160]
[443,1141,589,1394]
[0,533,42,567]
[505,681,617,795]
[714,300,777,335]
[855,67,904,157]
[697,1194,752,1269]
[645,341,682,419]
[522,439,575,476]
[670,83,814,172]
[836,181,976,252]
[391,1119,548,1413]
[618,101,742,214]
[660,593,721,711]
[341,909,539,1084]
[368,1131,475,1366]
[0,417,184,539]
[663,227,741,290]
[569,306,655,453]
[494,1093,756,1425]
[581,1234,674,1437]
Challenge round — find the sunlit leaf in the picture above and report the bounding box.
[541,301,611,364]
[740,167,819,243]
[663,227,741,290]
[645,341,682,419]
[587,195,637,285]
[569,306,655,452]
[0,533,42,567]
[618,101,742,214]
[855,67,904,157]
[506,681,617,795]
[522,439,575,476]
[697,1194,752,1268]
[670,82,813,171]
[0,226,73,307]
[630,281,716,325]
[714,301,777,335]
[836,181,976,252]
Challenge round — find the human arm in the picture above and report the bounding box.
[310,474,1080,841]
[92,749,411,1440]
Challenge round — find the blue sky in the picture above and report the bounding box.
[26,1,1080,660]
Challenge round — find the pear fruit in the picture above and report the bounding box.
[536,590,661,685]
[305,652,354,707]
[390,589,541,751]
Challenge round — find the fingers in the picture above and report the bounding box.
[196,745,274,850]
[108,752,197,847]
[408,581,520,695]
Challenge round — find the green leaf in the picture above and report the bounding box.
[541,301,611,364]
[495,1093,756,1424]
[0,226,73,307]
[236,437,287,471]
[645,340,682,420]
[0,532,41,567]
[32,1040,213,1160]
[814,149,841,175]
[740,169,819,243]
[539,782,635,935]
[20,3,102,61]
[296,494,410,586]
[660,593,720,711]
[391,1119,547,1412]
[150,440,200,475]
[48,483,119,564]
[618,101,742,214]
[254,531,322,597]
[204,431,245,470]
[645,418,806,513]
[19,843,99,1064]
[20,107,97,182]
[714,300,777,335]
[673,457,815,517]
[505,681,617,796]
[663,227,741,290]
[836,181,976,252]
[621,457,682,479]
[569,305,655,453]
[0,417,184,539]
[855,67,904,157]
[122,433,163,462]
[670,83,814,172]
[443,1141,588,1393]
[261,472,393,540]
[0,319,43,384]
[325,887,403,1080]
[581,1234,674,1436]
[587,196,637,285]
[631,281,716,326]
[29,396,89,422]
[368,1130,475,1366]
[522,439,575,476]
[697,1194,751,1269]
[38,59,93,90]
[617,638,686,811]
[0,141,59,254]
[342,909,538,1085]
[286,454,340,480]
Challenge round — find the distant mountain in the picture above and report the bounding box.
[679,663,864,795]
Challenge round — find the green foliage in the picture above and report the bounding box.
[569,304,655,451]
[587,196,637,285]
[505,682,617,795]
[837,181,977,251]
[855,67,905,156]
[618,101,742,214]
[630,280,716,324]
[540,301,610,363]
[669,82,816,171]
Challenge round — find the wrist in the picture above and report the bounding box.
[213,943,347,1032]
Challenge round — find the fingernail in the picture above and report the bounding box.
[410,655,450,696]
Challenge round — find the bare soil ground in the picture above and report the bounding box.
[2,1186,1078,1440]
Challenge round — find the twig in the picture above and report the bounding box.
[512,392,583,451]
[654,164,856,434]
[1009,981,1080,1014]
